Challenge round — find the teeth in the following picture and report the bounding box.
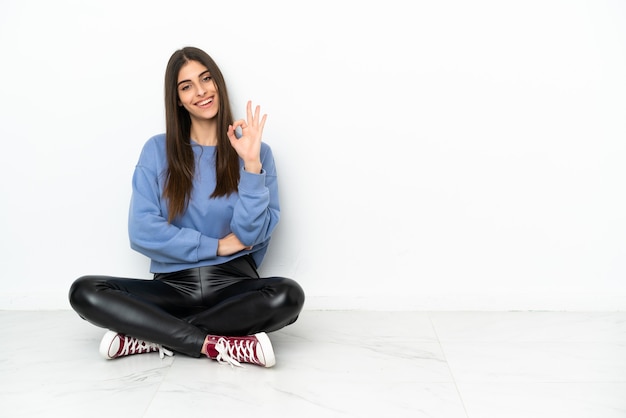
[199,99,211,106]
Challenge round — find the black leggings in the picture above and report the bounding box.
[68,255,305,357]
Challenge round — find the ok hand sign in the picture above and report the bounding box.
[227,100,267,174]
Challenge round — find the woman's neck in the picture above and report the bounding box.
[190,119,218,146]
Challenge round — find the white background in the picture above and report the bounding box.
[1,0,625,311]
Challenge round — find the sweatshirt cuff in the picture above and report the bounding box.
[239,167,266,193]
[197,234,219,260]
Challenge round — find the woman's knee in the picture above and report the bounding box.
[276,278,305,312]
[68,275,101,314]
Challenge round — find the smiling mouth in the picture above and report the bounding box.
[197,98,213,106]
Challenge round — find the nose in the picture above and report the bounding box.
[197,85,206,96]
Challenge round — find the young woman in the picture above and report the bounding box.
[69,46,305,368]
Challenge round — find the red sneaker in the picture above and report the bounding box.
[99,330,173,360]
[205,332,275,368]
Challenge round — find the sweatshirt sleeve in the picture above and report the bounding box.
[128,143,219,264]
[230,143,281,247]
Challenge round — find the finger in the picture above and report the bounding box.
[246,100,253,124]
[258,113,267,135]
[253,104,261,125]
[232,119,246,131]
[226,125,237,143]
[247,101,263,126]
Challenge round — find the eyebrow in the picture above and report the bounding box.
[177,70,211,87]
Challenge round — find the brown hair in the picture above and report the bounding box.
[163,46,240,222]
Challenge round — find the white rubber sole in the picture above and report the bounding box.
[254,332,276,368]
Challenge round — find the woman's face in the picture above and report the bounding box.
[177,60,219,122]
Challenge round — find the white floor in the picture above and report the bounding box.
[1,310,625,418]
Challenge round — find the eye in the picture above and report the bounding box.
[202,75,212,82]
[180,84,190,91]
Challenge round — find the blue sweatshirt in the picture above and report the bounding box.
[128,134,280,273]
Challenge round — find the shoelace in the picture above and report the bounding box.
[213,337,258,368]
[121,336,174,359]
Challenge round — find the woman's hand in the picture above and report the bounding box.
[217,232,252,256]
[227,100,267,174]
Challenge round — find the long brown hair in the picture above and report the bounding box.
[163,47,240,222]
